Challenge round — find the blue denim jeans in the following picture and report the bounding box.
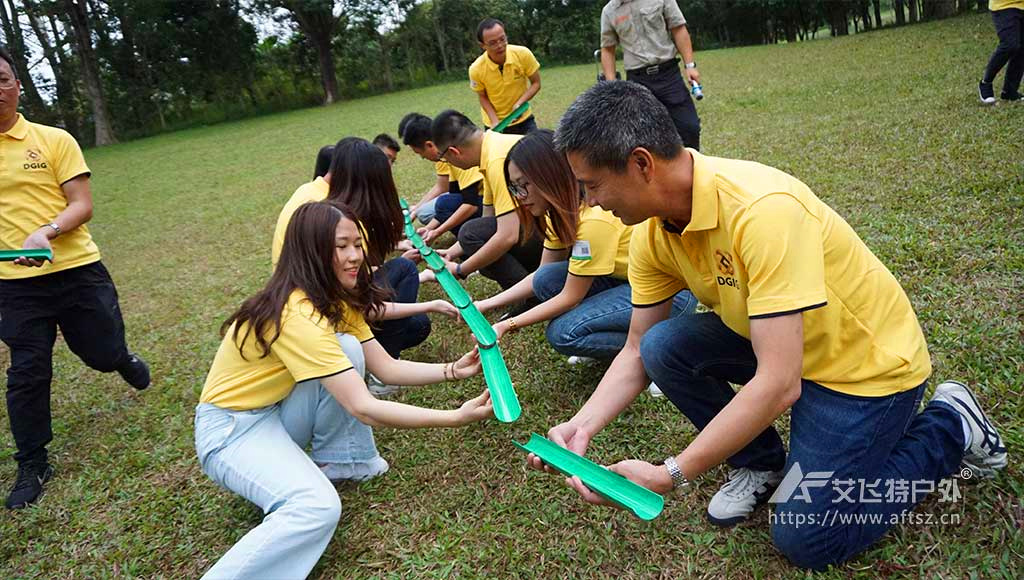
[638,313,965,570]
[372,257,430,358]
[532,261,697,359]
[433,193,482,236]
[194,334,380,579]
[415,198,437,225]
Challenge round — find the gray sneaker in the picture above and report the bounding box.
[367,374,401,397]
[319,456,389,483]
[930,381,1007,479]
[707,467,784,527]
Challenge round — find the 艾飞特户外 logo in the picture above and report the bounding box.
[24,148,48,170]
[769,462,965,505]
[714,249,740,289]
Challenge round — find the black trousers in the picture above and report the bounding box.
[626,65,701,150]
[485,116,539,135]
[0,262,132,465]
[457,217,543,290]
[984,8,1023,96]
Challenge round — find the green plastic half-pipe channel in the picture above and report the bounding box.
[493,102,530,133]
[434,270,472,308]
[479,345,521,423]
[399,198,409,210]
[421,250,446,272]
[513,433,664,521]
[0,249,53,262]
[458,303,497,347]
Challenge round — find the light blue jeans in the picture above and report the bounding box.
[532,261,698,359]
[415,198,438,225]
[194,333,380,579]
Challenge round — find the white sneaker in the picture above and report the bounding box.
[647,382,664,398]
[707,467,784,527]
[567,356,596,366]
[418,269,436,284]
[319,456,390,483]
[367,374,401,397]
[930,380,1007,479]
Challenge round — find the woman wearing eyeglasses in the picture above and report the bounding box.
[197,201,492,579]
[475,130,696,369]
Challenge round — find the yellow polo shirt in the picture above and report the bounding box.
[990,0,1024,10]
[479,131,524,217]
[0,114,100,279]
[629,150,931,397]
[450,164,484,190]
[469,45,540,128]
[200,289,374,411]
[271,177,329,266]
[544,205,632,279]
[435,160,451,178]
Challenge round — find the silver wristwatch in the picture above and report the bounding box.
[44,222,62,236]
[684,62,697,69]
[664,456,689,490]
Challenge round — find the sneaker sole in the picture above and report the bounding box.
[937,381,1007,478]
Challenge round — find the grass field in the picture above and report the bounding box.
[1,12,1022,579]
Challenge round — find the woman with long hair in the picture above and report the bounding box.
[197,201,491,578]
[273,138,455,393]
[476,130,696,368]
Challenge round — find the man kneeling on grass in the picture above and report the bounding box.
[527,81,1008,570]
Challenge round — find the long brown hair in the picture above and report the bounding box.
[326,137,403,266]
[221,201,387,359]
[503,129,581,247]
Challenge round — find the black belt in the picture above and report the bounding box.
[627,58,680,76]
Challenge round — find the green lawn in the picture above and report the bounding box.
[1,13,1021,579]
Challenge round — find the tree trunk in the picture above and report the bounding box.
[432,1,450,73]
[287,2,339,105]
[894,0,907,24]
[63,0,116,145]
[22,0,77,130]
[908,0,919,22]
[861,1,873,29]
[0,0,48,115]
[873,0,884,27]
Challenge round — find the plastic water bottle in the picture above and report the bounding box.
[690,81,704,101]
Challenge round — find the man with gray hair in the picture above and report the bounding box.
[599,0,701,149]
[527,81,1006,570]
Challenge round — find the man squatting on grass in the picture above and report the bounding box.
[0,47,151,509]
[429,110,544,291]
[528,81,1008,570]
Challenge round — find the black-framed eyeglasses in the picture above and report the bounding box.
[508,179,530,200]
[438,146,453,163]
[484,35,508,49]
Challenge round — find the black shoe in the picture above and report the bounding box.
[118,352,151,390]
[979,81,996,105]
[1000,91,1023,102]
[5,462,54,509]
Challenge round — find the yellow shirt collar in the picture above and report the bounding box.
[663,148,718,234]
[2,114,29,140]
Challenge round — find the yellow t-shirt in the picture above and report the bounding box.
[628,150,931,397]
[450,164,484,190]
[469,45,540,128]
[479,131,524,217]
[0,114,100,280]
[271,177,329,266]
[435,160,451,178]
[990,0,1024,10]
[200,290,374,411]
[544,205,632,279]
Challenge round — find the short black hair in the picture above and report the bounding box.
[554,81,683,173]
[372,133,400,153]
[476,18,504,43]
[0,45,17,80]
[398,113,432,148]
[313,145,334,179]
[431,110,479,151]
